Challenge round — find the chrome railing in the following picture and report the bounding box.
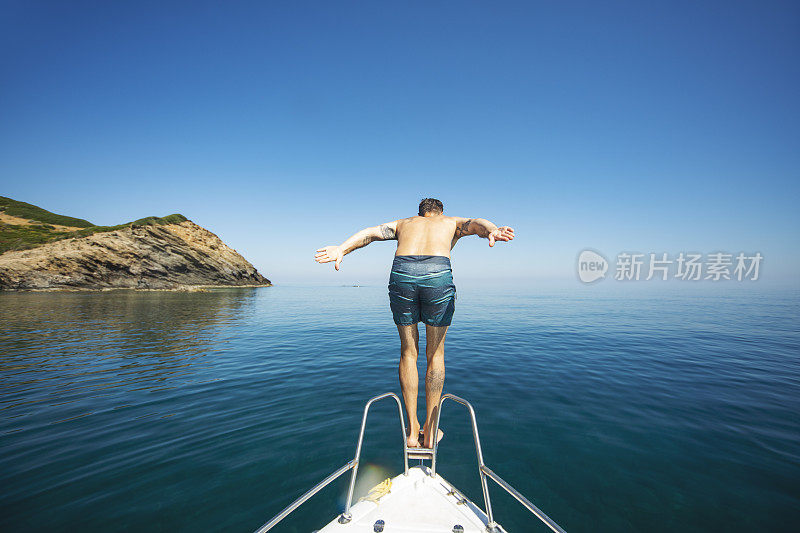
[430,393,495,529]
[253,460,355,533]
[481,465,567,533]
[339,392,409,524]
[254,392,407,532]
[430,393,566,533]
[253,391,567,533]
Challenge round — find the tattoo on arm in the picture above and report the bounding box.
[379,223,396,240]
[343,223,395,253]
[455,219,472,238]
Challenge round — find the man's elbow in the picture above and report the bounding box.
[471,218,490,230]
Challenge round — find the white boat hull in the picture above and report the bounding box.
[318,465,507,532]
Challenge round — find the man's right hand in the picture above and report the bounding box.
[488,226,515,247]
[314,245,344,270]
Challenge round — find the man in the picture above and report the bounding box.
[314,198,514,448]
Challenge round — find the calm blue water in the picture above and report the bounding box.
[1,284,798,532]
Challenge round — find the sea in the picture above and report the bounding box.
[1,283,798,532]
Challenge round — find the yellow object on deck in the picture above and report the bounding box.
[357,478,392,504]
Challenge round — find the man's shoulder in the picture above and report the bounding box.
[397,215,460,225]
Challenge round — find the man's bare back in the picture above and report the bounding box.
[393,215,458,257]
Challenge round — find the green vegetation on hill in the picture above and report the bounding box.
[0,196,188,254]
[0,196,94,228]
[70,214,188,239]
[0,224,75,253]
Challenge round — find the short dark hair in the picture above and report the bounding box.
[418,198,444,216]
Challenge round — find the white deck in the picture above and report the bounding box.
[317,466,506,533]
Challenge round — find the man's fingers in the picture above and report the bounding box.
[315,245,343,268]
[490,227,515,244]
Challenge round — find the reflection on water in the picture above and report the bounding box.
[0,286,799,532]
[1,291,257,427]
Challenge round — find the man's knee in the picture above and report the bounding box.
[401,347,418,361]
[425,348,444,363]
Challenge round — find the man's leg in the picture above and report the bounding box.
[397,324,421,447]
[422,324,448,448]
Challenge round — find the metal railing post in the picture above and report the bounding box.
[339,392,408,523]
[481,466,567,533]
[253,460,355,532]
[430,393,497,531]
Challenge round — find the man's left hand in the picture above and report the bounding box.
[488,226,515,247]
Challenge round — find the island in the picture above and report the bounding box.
[0,196,271,290]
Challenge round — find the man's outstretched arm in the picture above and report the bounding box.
[314,220,398,270]
[453,217,515,247]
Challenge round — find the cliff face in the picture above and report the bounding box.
[0,220,271,290]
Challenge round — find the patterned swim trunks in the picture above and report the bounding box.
[388,255,456,327]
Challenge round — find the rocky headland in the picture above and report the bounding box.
[0,197,270,291]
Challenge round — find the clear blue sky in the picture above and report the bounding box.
[1,1,798,285]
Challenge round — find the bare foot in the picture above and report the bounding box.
[421,427,444,448]
[406,425,421,448]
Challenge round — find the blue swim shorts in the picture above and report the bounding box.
[388,255,456,327]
